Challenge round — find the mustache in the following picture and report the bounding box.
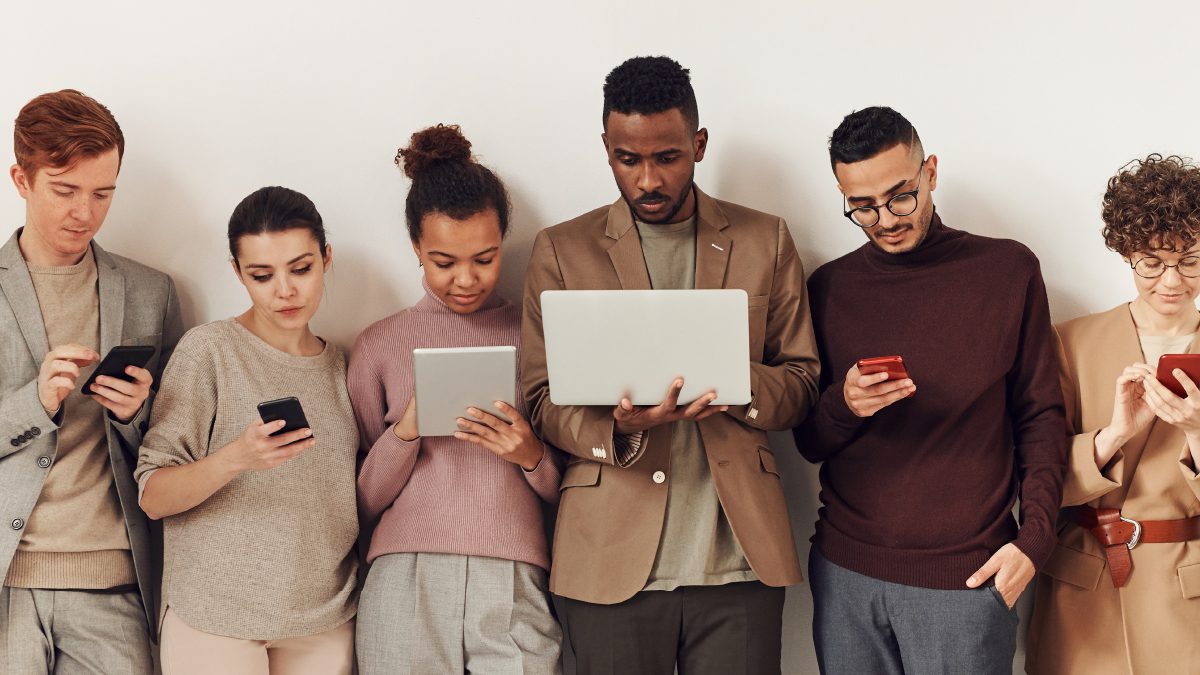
[876,223,911,236]
[636,192,670,205]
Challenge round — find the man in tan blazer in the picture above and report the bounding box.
[520,56,819,675]
[0,90,182,674]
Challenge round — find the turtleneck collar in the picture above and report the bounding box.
[860,210,965,270]
[413,276,508,314]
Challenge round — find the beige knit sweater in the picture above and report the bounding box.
[135,318,358,640]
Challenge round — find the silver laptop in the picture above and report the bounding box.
[413,346,516,436]
[540,289,751,406]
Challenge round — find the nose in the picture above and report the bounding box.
[454,265,477,289]
[636,161,662,195]
[71,194,93,222]
[1161,265,1184,286]
[276,274,297,298]
[874,206,901,230]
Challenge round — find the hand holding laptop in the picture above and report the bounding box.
[612,377,729,435]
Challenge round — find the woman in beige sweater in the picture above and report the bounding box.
[134,187,358,675]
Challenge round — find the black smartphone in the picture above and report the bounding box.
[256,397,311,440]
[80,345,156,395]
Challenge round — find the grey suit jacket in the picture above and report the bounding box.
[0,228,183,639]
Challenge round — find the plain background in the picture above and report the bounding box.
[3,1,1197,672]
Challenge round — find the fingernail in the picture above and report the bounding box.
[967,577,977,585]
[456,418,467,427]
[453,431,465,440]
[467,408,480,416]
[305,429,313,437]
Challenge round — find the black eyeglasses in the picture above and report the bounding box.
[842,160,926,228]
[1130,255,1200,278]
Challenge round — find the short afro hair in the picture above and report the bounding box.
[602,56,699,130]
[829,106,922,170]
[1102,154,1200,257]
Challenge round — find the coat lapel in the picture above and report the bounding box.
[0,229,50,362]
[604,198,652,290]
[693,187,731,290]
[94,242,125,355]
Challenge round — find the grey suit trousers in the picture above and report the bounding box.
[0,585,153,674]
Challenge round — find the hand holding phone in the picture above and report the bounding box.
[1156,354,1200,398]
[844,355,916,418]
[79,345,155,396]
[217,398,315,474]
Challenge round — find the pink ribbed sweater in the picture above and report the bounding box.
[349,283,562,570]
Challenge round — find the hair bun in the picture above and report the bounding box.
[396,124,473,179]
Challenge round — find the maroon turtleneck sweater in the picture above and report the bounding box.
[793,212,1066,589]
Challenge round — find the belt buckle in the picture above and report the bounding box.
[1120,515,1142,550]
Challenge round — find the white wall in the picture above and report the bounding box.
[3,1,1196,672]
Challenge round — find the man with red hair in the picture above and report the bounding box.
[0,89,181,673]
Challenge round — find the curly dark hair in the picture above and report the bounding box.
[828,106,922,170]
[602,56,698,130]
[395,124,511,242]
[1102,154,1200,257]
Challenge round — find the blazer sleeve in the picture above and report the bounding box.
[725,218,819,431]
[0,378,61,461]
[1058,326,1125,506]
[520,229,656,467]
[111,275,185,453]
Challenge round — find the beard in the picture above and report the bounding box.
[618,172,696,225]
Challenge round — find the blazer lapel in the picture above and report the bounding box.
[693,187,731,290]
[94,242,125,355]
[604,199,652,290]
[0,229,50,362]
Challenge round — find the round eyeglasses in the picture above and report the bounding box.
[843,161,925,228]
[1131,255,1200,278]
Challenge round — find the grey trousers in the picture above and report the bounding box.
[809,548,1017,675]
[0,586,153,675]
[356,552,562,675]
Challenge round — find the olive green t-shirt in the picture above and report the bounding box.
[635,216,756,591]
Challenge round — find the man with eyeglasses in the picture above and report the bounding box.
[792,106,1066,674]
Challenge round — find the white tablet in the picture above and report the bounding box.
[540,289,751,406]
[413,346,516,437]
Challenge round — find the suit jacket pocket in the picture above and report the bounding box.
[1178,561,1200,599]
[757,446,780,477]
[747,294,769,363]
[1041,541,1106,591]
[560,461,601,491]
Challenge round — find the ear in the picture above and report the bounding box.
[322,243,333,272]
[694,128,708,163]
[230,258,244,285]
[601,132,611,155]
[10,164,32,198]
[925,154,939,192]
[411,240,422,263]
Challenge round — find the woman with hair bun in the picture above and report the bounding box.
[350,124,562,674]
[136,186,359,674]
[1026,155,1200,674]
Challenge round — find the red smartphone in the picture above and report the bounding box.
[1156,354,1200,398]
[857,356,913,397]
[856,355,909,380]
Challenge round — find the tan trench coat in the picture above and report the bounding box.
[1026,304,1200,674]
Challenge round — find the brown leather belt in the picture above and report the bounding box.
[1069,506,1200,587]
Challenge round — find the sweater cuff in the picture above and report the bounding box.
[522,445,562,503]
[1012,525,1057,571]
[820,380,867,432]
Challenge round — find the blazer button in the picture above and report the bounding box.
[9,439,18,447]
[652,470,666,484]
[18,432,29,443]
[30,427,40,436]
[11,518,24,530]
[37,456,52,469]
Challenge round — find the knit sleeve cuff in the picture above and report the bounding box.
[522,444,563,504]
[1013,524,1057,571]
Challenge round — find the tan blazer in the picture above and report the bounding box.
[520,187,820,604]
[1026,304,1200,674]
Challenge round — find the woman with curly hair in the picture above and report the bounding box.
[348,124,562,674]
[1026,154,1200,674]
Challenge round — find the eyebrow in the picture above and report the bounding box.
[614,147,683,157]
[428,246,500,259]
[48,180,116,192]
[244,252,315,270]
